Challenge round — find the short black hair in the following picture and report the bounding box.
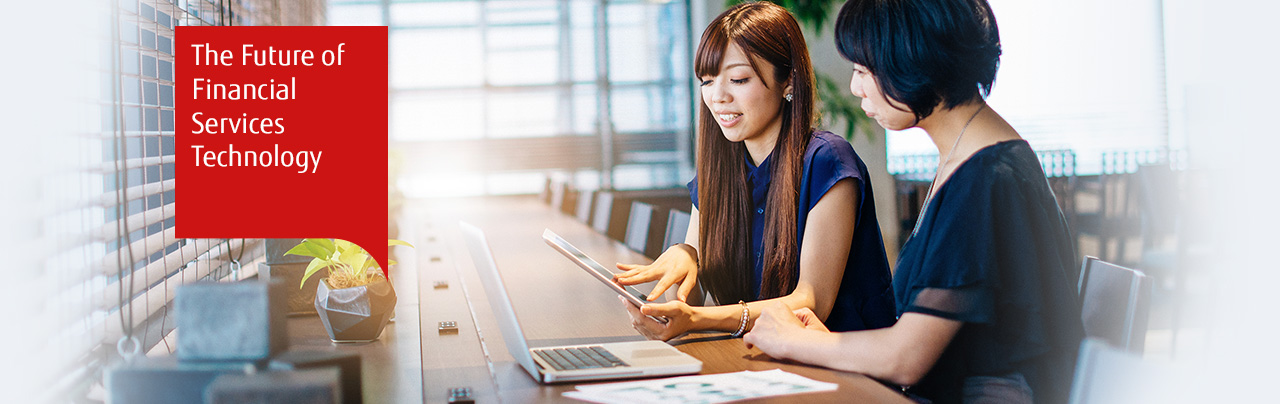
[835,0,1001,122]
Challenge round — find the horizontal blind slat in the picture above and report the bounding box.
[97,179,174,209]
[95,227,174,276]
[92,203,175,245]
[98,155,174,172]
[51,238,247,331]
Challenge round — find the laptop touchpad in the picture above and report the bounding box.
[631,349,684,358]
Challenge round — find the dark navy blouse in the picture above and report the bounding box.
[893,140,1083,403]
[689,131,896,332]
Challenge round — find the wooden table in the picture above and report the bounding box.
[406,195,910,403]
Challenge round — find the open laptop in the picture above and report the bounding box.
[459,222,702,383]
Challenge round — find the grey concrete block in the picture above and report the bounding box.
[105,356,253,404]
[206,368,340,404]
[269,350,362,404]
[177,281,288,362]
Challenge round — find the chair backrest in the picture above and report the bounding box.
[574,190,595,223]
[592,188,692,242]
[548,179,568,210]
[663,209,692,247]
[539,177,553,204]
[591,192,615,234]
[624,201,656,254]
[603,195,634,242]
[1078,256,1151,353]
[1068,337,1184,404]
[560,189,581,215]
[1069,338,1134,404]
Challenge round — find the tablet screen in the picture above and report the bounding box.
[542,229,665,310]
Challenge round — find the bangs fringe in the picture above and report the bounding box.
[694,23,727,79]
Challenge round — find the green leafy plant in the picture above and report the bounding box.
[737,0,841,33]
[286,238,414,289]
[817,73,876,140]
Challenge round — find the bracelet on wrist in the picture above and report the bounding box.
[732,300,747,337]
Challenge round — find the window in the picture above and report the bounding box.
[329,0,694,197]
[887,0,1181,175]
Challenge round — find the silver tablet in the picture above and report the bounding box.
[542,229,669,324]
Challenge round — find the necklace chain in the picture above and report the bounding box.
[910,104,986,237]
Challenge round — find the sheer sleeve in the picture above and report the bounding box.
[905,285,994,323]
[897,162,1015,324]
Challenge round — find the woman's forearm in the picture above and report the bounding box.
[688,304,743,332]
[687,292,817,333]
[791,327,903,380]
[779,314,962,386]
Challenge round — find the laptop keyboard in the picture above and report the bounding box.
[533,346,630,371]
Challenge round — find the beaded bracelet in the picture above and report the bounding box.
[731,300,749,337]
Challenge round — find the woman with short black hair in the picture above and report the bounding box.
[743,0,1084,402]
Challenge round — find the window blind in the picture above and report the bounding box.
[8,1,326,401]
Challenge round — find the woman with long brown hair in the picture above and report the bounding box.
[615,1,895,341]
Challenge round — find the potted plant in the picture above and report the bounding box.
[286,238,413,342]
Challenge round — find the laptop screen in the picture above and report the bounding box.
[459,222,541,377]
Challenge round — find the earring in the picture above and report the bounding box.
[784,93,793,102]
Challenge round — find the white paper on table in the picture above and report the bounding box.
[563,369,838,404]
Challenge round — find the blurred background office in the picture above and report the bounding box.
[0,0,1276,402]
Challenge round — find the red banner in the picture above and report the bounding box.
[176,26,390,274]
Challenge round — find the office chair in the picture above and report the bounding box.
[663,209,692,247]
[1067,337,1194,404]
[575,190,596,223]
[591,191,615,234]
[1078,256,1152,353]
[625,201,657,255]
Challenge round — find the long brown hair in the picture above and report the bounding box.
[695,2,816,303]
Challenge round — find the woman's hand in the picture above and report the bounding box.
[790,307,831,332]
[614,244,699,301]
[743,303,828,360]
[618,296,696,341]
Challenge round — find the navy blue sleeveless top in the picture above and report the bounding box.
[690,131,896,332]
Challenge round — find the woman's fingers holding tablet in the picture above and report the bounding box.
[615,263,659,285]
[620,296,674,340]
[676,272,698,303]
[649,266,697,301]
[648,271,678,300]
[638,300,694,340]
